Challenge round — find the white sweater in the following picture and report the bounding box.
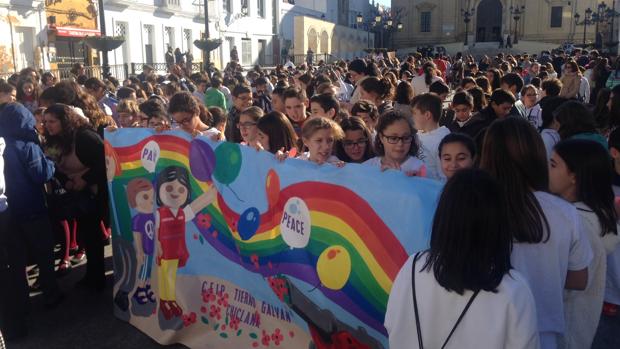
[560,203,620,349]
[511,192,593,341]
[386,253,540,349]
[418,126,450,180]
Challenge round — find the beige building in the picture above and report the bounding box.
[393,0,616,50]
[293,16,375,61]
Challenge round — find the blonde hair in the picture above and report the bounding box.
[301,117,344,140]
[116,99,139,116]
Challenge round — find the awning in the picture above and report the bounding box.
[50,25,101,38]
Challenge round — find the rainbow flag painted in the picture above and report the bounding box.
[105,129,442,349]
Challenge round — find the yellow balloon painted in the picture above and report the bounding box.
[317,246,351,290]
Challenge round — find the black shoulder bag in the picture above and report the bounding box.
[411,252,480,349]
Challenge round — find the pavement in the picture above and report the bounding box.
[5,243,620,349]
[5,244,186,349]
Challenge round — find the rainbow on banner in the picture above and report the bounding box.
[105,129,441,349]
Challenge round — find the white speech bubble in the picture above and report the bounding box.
[140,140,160,173]
[280,197,311,248]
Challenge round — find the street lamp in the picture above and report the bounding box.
[461,7,475,46]
[375,14,382,23]
[510,5,525,44]
[574,7,593,46]
[356,12,363,30]
[589,1,620,50]
[397,21,403,31]
[387,18,393,27]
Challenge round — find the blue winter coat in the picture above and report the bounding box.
[0,103,54,219]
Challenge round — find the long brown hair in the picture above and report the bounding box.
[43,103,93,156]
[479,117,550,243]
[56,80,112,130]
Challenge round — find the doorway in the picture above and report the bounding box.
[476,0,503,42]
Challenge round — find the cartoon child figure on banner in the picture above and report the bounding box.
[127,178,157,307]
[155,166,217,320]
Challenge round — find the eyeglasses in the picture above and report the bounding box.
[381,134,413,144]
[343,139,368,148]
[237,121,257,129]
[175,115,195,126]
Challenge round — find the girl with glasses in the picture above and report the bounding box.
[363,111,426,177]
[238,106,264,148]
[335,116,374,163]
[521,84,542,129]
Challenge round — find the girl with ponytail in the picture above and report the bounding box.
[359,77,395,115]
[412,61,444,96]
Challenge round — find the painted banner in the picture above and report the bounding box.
[105,129,442,349]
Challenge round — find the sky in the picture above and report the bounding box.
[374,0,391,7]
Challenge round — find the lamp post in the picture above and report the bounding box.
[357,13,371,49]
[589,1,620,50]
[461,7,475,46]
[574,7,593,46]
[510,5,525,44]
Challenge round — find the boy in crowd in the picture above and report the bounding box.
[283,87,309,137]
[310,93,340,120]
[271,86,287,114]
[253,77,273,113]
[411,93,451,180]
[429,81,450,102]
[500,73,526,118]
[477,89,516,122]
[205,78,227,110]
[447,91,489,139]
[192,78,208,102]
[225,84,253,142]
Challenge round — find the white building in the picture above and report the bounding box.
[0,1,49,73]
[103,0,212,71]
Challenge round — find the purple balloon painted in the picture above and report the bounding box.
[189,139,216,181]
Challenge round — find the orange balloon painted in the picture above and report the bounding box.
[266,169,280,208]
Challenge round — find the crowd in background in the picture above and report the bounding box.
[0,46,620,348]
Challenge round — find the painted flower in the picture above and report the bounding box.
[202,288,216,303]
[217,292,229,308]
[209,304,222,320]
[196,213,212,229]
[182,314,192,327]
[229,316,240,330]
[271,329,284,346]
[261,330,271,346]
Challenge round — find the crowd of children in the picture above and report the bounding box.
[0,47,620,348]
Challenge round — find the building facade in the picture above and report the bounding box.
[0,0,378,74]
[393,0,618,51]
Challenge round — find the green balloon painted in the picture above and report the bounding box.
[214,142,242,185]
